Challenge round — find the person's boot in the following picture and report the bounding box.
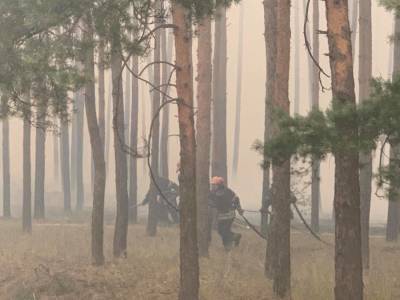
[224,240,234,252]
[234,233,242,247]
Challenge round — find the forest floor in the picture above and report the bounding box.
[0,216,399,300]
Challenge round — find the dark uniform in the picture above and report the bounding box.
[209,186,243,251]
[143,177,180,224]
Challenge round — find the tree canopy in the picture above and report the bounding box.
[0,0,155,123]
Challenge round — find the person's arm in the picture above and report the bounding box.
[232,192,244,215]
[208,192,216,208]
[169,181,179,197]
[142,189,151,205]
[171,181,179,191]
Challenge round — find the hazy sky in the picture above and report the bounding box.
[223,1,393,222]
[3,1,394,222]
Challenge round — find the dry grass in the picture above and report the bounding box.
[0,218,399,300]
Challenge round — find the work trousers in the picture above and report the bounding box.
[217,218,238,249]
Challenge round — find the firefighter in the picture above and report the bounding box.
[209,176,244,251]
[143,176,180,224]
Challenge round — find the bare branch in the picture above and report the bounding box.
[304,0,330,92]
[138,60,178,77]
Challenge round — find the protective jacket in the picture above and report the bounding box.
[209,186,242,220]
[143,177,179,206]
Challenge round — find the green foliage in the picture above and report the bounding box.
[0,0,155,125]
[379,0,400,14]
[0,0,243,127]
[254,103,361,165]
[255,75,400,195]
[0,0,91,121]
[176,0,241,20]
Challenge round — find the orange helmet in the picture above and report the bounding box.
[211,176,225,185]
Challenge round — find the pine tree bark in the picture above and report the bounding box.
[111,26,129,258]
[147,2,162,236]
[83,16,106,266]
[325,1,363,299]
[105,78,112,176]
[53,128,60,184]
[267,1,292,297]
[75,90,85,211]
[311,0,321,233]
[263,0,277,260]
[196,15,212,258]
[386,16,400,242]
[160,25,173,179]
[123,59,131,200]
[172,2,199,299]
[70,96,77,193]
[129,55,139,224]
[387,147,400,241]
[359,0,372,269]
[294,1,300,115]
[2,96,10,218]
[23,94,32,233]
[98,40,106,158]
[60,117,71,213]
[232,2,244,177]
[351,0,359,58]
[34,101,47,219]
[212,5,228,183]
[125,63,131,146]
[141,81,148,176]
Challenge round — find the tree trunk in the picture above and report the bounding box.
[53,128,60,184]
[325,1,363,299]
[232,2,244,178]
[125,63,131,147]
[386,15,400,242]
[351,0,359,58]
[311,0,321,233]
[294,1,300,115]
[147,2,162,237]
[263,0,277,260]
[70,96,77,193]
[60,117,71,213]
[359,0,372,269]
[141,81,147,176]
[212,6,228,183]
[144,55,154,177]
[172,3,199,299]
[111,27,129,258]
[160,24,173,179]
[387,148,400,241]
[75,90,85,211]
[34,103,47,219]
[267,1,292,297]
[83,17,106,266]
[105,79,112,176]
[23,95,32,233]
[2,96,10,218]
[196,15,212,258]
[129,55,139,224]
[124,59,131,198]
[98,41,106,159]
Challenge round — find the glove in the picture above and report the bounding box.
[238,208,244,216]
